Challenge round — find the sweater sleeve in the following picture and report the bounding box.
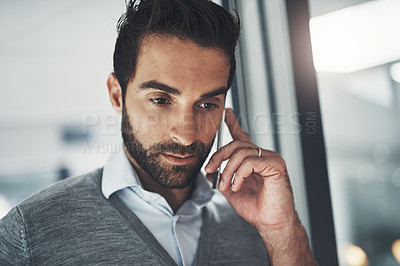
[0,207,31,265]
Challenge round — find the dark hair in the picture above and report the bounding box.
[113,0,240,98]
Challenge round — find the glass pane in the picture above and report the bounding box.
[308,0,400,265]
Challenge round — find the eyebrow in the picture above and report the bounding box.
[138,80,228,99]
[139,81,180,95]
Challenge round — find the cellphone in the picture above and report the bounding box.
[212,109,225,189]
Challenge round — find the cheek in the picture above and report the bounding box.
[126,99,170,134]
[196,113,220,142]
[125,107,167,145]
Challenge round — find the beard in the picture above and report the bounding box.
[121,106,214,189]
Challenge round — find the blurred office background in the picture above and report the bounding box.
[0,0,125,211]
[308,0,400,265]
[0,0,399,265]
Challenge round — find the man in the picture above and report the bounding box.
[0,0,317,265]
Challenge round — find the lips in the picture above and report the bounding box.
[161,153,196,165]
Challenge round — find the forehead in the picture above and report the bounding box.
[132,34,230,96]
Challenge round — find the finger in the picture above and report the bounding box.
[218,147,259,191]
[232,153,286,189]
[218,183,234,203]
[232,156,265,191]
[204,140,256,173]
[225,108,251,142]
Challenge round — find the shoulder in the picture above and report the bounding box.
[25,167,103,198]
[18,168,103,209]
[0,168,103,264]
[15,168,104,226]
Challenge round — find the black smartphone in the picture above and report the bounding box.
[212,109,225,189]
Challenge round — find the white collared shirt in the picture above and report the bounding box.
[102,148,214,266]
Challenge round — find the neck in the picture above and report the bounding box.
[123,146,191,213]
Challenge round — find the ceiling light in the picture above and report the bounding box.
[393,239,400,263]
[343,244,369,266]
[310,0,400,73]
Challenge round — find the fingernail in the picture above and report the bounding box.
[219,180,224,189]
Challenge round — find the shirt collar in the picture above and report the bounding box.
[102,147,214,208]
[102,146,142,199]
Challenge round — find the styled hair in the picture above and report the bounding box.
[113,0,240,98]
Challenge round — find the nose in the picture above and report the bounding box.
[168,108,199,146]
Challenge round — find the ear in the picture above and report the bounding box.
[107,73,123,114]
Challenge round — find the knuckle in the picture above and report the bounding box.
[222,165,233,176]
[236,147,250,157]
[277,155,286,166]
[269,152,284,163]
[243,156,253,165]
[273,154,287,172]
[221,141,235,155]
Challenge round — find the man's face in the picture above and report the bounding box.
[122,35,230,189]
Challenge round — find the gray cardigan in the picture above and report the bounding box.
[0,168,270,265]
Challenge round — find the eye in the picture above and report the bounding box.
[199,103,218,110]
[150,97,171,105]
